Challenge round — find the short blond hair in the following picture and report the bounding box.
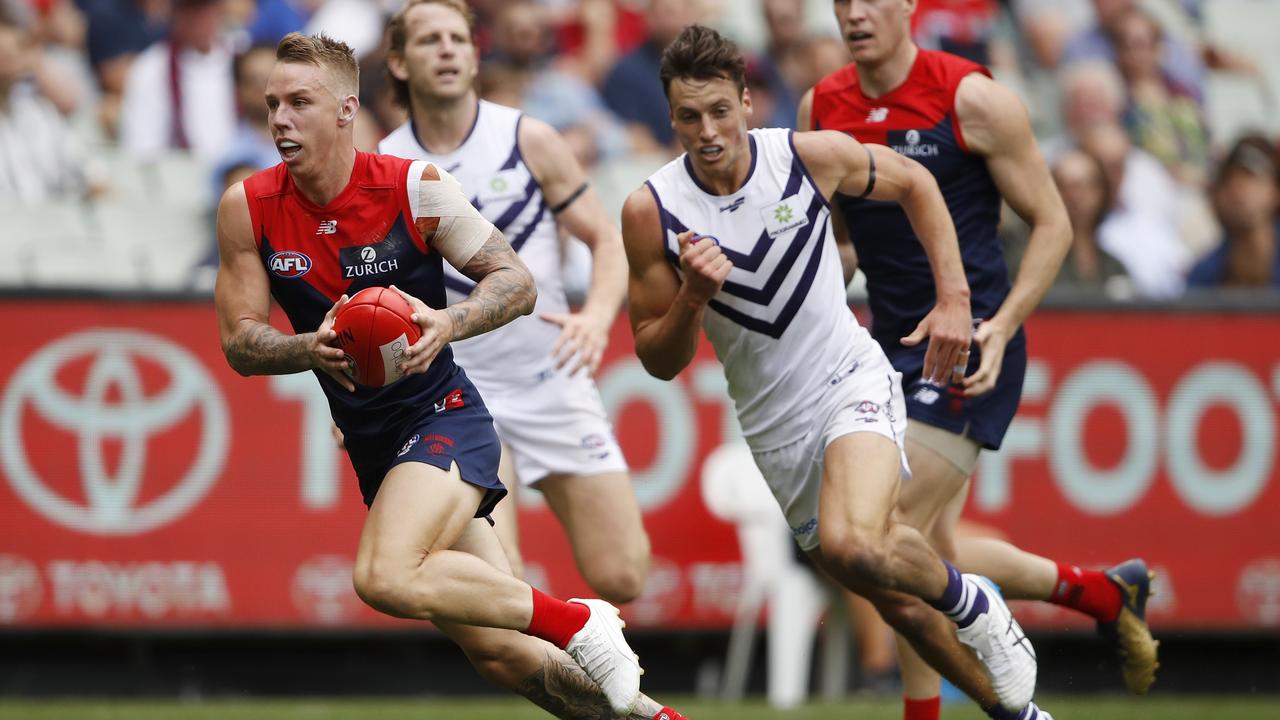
[386,0,476,107]
[276,32,359,98]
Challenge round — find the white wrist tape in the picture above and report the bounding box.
[407,161,494,269]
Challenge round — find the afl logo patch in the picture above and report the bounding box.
[268,251,313,278]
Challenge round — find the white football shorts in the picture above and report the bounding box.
[475,364,628,486]
[750,342,910,551]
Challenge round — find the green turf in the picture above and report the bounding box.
[2,696,1278,720]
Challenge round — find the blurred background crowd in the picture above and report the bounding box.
[1,0,1279,299]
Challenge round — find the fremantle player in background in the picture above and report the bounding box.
[799,1,1158,715]
[624,24,1049,720]
[378,0,649,606]
[214,31,688,720]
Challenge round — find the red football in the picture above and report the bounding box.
[331,286,422,387]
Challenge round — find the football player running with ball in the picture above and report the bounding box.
[215,31,686,720]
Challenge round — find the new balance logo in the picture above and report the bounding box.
[912,386,941,405]
[317,220,338,235]
[866,107,889,123]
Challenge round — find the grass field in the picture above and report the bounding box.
[2,696,1278,720]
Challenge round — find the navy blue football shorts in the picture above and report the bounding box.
[343,380,506,518]
[883,328,1027,451]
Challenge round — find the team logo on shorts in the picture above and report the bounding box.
[855,400,881,415]
[581,433,612,460]
[268,251,312,278]
[433,389,465,414]
[420,434,455,456]
[397,434,420,457]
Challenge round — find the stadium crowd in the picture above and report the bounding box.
[0,0,1277,296]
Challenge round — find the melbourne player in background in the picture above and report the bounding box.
[214,31,687,720]
[378,0,649,607]
[625,24,1050,720]
[799,1,1157,715]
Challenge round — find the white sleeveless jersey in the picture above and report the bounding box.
[380,101,565,386]
[645,128,878,451]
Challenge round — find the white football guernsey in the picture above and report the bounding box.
[380,100,565,387]
[645,128,883,451]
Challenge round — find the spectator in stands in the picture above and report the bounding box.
[1061,0,1205,105]
[0,17,102,202]
[1011,0,1093,70]
[796,35,850,96]
[84,0,167,138]
[1187,135,1280,289]
[1078,121,1188,298]
[1047,58,1125,154]
[751,0,806,129]
[210,44,278,201]
[1050,148,1133,296]
[7,0,90,117]
[485,0,550,68]
[1113,6,1208,187]
[1051,61,1187,224]
[485,0,629,168]
[245,0,310,48]
[601,0,699,152]
[119,0,235,163]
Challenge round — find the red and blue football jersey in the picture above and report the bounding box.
[243,152,457,441]
[811,50,1008,347]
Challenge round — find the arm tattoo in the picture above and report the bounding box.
[446,228,537,341]
[224,321,312,376]
[514,650,661,720]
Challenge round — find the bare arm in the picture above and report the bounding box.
[520,117,627,374]
[797,86,815,132]
[796,130,971,384]
[620,187,726,381]
[955,73,1071,394]
[214,183,353,389]
[396,164,537,374]
[797,89,858,284]
[395,226,536,374]
[446,227,538,340]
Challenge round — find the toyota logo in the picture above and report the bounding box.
[1,330,228,535]
[292,555,363,625]
[0,554,41,624]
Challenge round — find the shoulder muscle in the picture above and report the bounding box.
[954,73,1031,156]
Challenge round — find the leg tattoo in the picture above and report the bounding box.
[515,649,659,720]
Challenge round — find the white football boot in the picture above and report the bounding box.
[563,598,642,715]
[954,574,1038,712]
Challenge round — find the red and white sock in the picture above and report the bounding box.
[654,707,689,720]
[1049,562,1122,623]
[904,695,941,720]
[523,588,590,649]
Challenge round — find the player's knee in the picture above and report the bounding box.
[820,525,892,589]
[586,559,648,605]
[353,560,417,618]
